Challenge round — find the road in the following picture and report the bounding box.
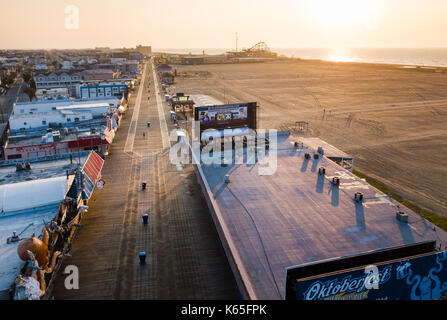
[0,77,25,123]
[52,58,239,300]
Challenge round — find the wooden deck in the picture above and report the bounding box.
[197,133,447,299]
[51,61,239,300]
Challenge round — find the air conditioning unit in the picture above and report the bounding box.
[305,153,311,159]
[224,175,230,184]
[332,177,340,186]
[396,211,409,223]
[318,167,326,175]
[354,192,363,202]
[313,153,319,159]
[318,146,324,155]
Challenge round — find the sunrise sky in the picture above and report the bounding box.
[1,0,447,49]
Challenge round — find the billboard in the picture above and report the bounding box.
[292,250,447,300]
[195,102,257,132]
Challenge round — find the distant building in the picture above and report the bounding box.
[81,69,115,81]
[157,64,172,74]
[34,64,48,71]
[110,57,126,64]
[12,97,121,116]
[116,61,139,74]
[34,72,82,96]
[161,73,174,85]
[181,55,227,65]
[78,82,128,99]
[9,100,118,134]
[3,126,114,161]
[61,61,74,70]
[9,110,94,132]
[136,45,152,56]
[129,52,143,60]
[35,88,70,101]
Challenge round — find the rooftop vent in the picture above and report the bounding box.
[332,177,340,187]
[318,146,324,155]
[396,211,409,223]
[396,206,409,223]
[354,192,363,203]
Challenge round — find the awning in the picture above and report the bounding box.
[81,151,104,200]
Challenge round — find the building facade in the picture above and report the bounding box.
[78,82,128,99]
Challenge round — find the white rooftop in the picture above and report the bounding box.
[56,102,112,110]
[0,207,59,298]
[0,176,70,215]
[190,94,224,107]
[0,176,71,299]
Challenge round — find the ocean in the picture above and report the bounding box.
[153,47,447,68]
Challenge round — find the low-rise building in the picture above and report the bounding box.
[35,88,70,101]
[161,72,175,85]
[13,97,121,116]
[136,45,152,56]
[9,110,94,132]
[78,82,129,99]
[81,69,115,81]
[4,126,114,161]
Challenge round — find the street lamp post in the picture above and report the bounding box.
[99,129,104,159]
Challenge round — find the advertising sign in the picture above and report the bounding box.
[294,251,447,300]
[195,102,257,132]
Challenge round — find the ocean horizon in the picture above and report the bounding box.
[153,47,447,68]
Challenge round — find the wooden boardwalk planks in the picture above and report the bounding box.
[52,61,239,300]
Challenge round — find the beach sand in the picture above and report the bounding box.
[172,59,447,216]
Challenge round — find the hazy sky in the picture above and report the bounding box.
[1,0,447,49]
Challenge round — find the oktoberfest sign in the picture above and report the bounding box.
[295,251,447,300]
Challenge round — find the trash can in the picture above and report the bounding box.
[142,214,149,225]
[142,181,147,190]
[139,252,146,265]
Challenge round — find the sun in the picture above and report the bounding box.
[309,0,380,31]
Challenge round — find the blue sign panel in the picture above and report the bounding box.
[81,170,94,200]
[296,251,447,300]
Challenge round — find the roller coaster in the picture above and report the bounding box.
[227,41,278,58]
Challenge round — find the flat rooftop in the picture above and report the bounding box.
[190,94,224,107]
[6,129,103,148]
[0,206,59,299]
[195,132,447,299]
[296,137,352,160]
[0,176,73,299]
[0,155,87,185]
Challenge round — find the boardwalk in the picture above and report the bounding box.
[52,59,239,300]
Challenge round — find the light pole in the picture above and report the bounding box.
[99,129,104,159]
